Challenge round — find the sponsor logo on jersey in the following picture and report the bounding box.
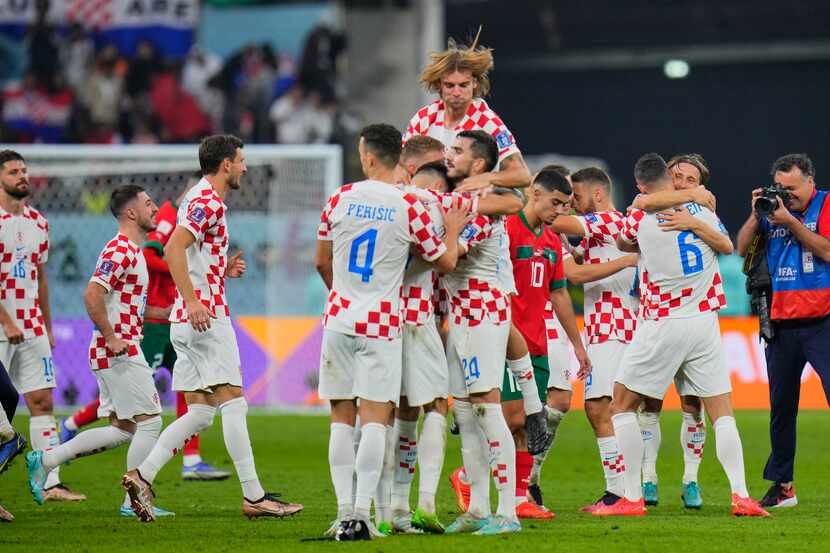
[495,130,513,150]
[776,266,797,281]
[461,224,477,242]
[585,213,598,223]
[188,207,207,224]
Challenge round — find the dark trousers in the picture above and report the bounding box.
[763,315,830,483]
[0,361,18,422]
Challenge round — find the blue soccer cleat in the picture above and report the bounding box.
[25,450,48,505]
[682,482,703,509]
[445,512,489,534]
[59,418,77,444]
[182,461,232,481]
[643,481,659,506]
[120,505,175,518]
[473,515,521,536]
[0,432,26,474]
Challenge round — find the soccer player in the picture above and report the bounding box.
[0,150,85,502]
[61,171,231,483]
[395,135,446,185]
[594,153,768,517]
[629,154,729,507]
[25,185,166,512]
[122,135,303,522]
[316,124,465,541]
[0,362,23,521]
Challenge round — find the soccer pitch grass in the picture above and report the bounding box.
[1,410,827,552]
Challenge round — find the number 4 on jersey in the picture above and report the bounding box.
[349,229,377,283]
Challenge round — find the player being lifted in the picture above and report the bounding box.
[315,124,466,541]
[628,154,727,507]
[26,186,168,514]
[0,150,85,502]
[595,153,767,517]
[122,135,303,522]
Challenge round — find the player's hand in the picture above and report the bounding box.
[442,205,473,236]
[186,299,213,332]
[657,207,697,232]
[47,329,56,348]
[455,173,492,193]
[751,188,763,212]
[690,187,716,212]
[2,322,24,345]
[575,346,592,380]
[105,335,129,357]
[767,197,796,227]
[225,251,246,278]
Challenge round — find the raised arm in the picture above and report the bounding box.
[563,254,638,285]
[632,187,715,212]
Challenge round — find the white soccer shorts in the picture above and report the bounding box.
[615,312,731,400]
[584,340,629,400]
[170,318,243,392]
[447,318,510,398]
[95,354,162,421]
[0,334,56,394]
[318,329,403,405]
[401,322,448,407]
[546,328,572,392]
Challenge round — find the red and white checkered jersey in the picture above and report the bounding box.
[318,180,447,339]
[403,98,520,165]
[171,179,230,323]
[88,233,148,369]
[575,211,639,343]
[621,203,728,320]
[0,205,49,341]
[442,214,511,326]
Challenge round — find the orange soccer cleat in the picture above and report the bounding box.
[731,494,770,517]
[516,501,555,519]
[591,497,647,517]
[449,467,471,513]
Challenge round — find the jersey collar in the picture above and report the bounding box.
[519,210,542,237]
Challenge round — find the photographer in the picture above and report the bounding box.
[736,153,830,509]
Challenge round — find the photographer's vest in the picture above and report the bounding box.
[766,189,830,320]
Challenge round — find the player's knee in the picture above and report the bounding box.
[584,399,608,426]
[189,402,218,431]
[25,390,53,415]
[547,389,571,414]
[642,397,663,413]
[505,408,525,435]
[681,395,703,415]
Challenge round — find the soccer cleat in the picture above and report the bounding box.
[43,484,87,502]
[516,500,555,519]
[243,492,303,519]
[525,410,550,456]
[58,418,77,443]
[581,491,622,513]
[411,507,445,534]
[732,494,770,517]
[449,467,471,512]
[181,461,232,481]
[120,505,175,518]
[25,450,48,505]
[528,483,544,506]
[592,497,647,517]
[0,432,26,474]
[760,483,798,509]
[0,503,13,522]
[473,515,521,536]
[446,512,489,534]
[391,511,423,534]
[376,520,393,536]
[335,519,371,541]
[643,482,659,506]
[122,469,156,522]
[682,482,703,509]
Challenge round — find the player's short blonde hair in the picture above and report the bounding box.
[401,135,445,162]
[420,31,494,99]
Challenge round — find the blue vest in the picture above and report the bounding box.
[764,190,830,320]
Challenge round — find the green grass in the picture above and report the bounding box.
[1,411,827,552]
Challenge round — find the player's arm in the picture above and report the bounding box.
[431,207,468,273]
[616,209,643,253]
[0,304,23,344]
[548,215,588,237]
[315,239,333,290]
[632,187,716,212]
[476,188,523,216]
[457,152,532,192]
[549,286,591,379]
[165,227,211,332]
[83,282,128,356]
[616,238,640,253]
[36,264,54,347]
[563,254,638,285]
[657,208,734,255]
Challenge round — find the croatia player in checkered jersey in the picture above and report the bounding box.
[316,125,466,541]
[26,185,167,511]
[0,150,86,502]
[123,135,303,522]
[545,167,641,512]
[595,153,768,518]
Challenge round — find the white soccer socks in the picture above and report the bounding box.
[612,412,643,501]
[139,403,215,483]
[329,422,356,519]
[417,412,447,513]
[30,415,62,487]
[374,424,396,522]
[529,406,565,487]
[507,354,543,415]
[597,435,625,497]
[219,397,265,501]
[126,416,162,470]
[42,425,132,470]
[354,422,386,520]
[453,400,490,518]
[713,416,749,497]
[638,411,661,484]
[476,402,517,520]
[391,418,418,513]
[681,411,705,484]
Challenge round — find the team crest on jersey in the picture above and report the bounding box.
[495,130,513,150]
[96,259,114,276]
[188,207,207,224]
[461,224,477,242]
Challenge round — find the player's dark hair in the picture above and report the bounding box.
[668,153,710,186]
[457,130,497,172]
[546,164,570,177]
[360,124,402,169]
[572,167,612,193]
[771,153,815,178]
[190,169,203,180]
[199,134,243,175]
[534,165,573,195]
[401,135,445,162]
[110,184,145,218]
[414,160,450,186]
[0,150,25,170]
[634,153,668,185]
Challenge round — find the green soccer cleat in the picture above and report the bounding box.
[25,450,48,505]
[643,482,659,506]
[411,507,445,534]
[681,482,703,509]
[473,515,521,536]
[445,512,488,534]
[376,520,393,536]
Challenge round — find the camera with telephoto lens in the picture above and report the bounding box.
[755,184,793,217]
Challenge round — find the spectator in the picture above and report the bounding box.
[27,0,60,91]
[149,61,211,142]
[60,23,94,94]
[80,45,124,142]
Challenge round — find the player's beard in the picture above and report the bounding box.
[3,180,30,200]
[228,172,242,190]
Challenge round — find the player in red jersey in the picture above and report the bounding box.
[60,172,230,483]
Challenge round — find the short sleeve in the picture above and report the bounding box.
[697,205,729,236]
[458,215,493,250]
[90,245,133,292]
[818,194,830,238]
[549,238,567,290]
[576,211,625,241]
[318,184,351,241]
[38,217,49,265]
[404,193,446,262]
[621,209,645,243]
[485,115,520,164]
[181,196,223,243]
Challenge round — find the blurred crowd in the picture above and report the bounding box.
[0,13,352,146]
